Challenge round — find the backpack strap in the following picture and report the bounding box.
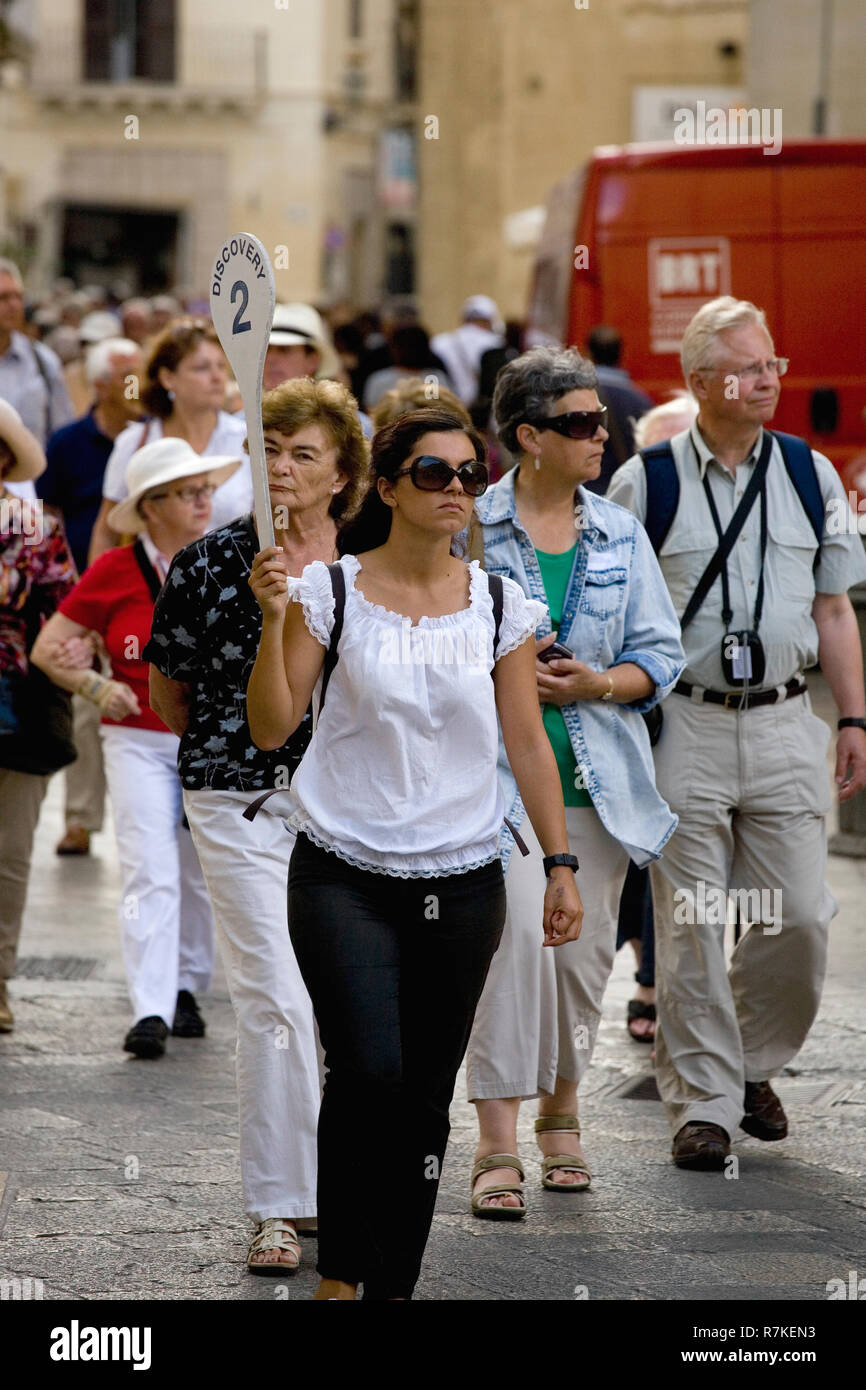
[487,570,504,660]
[485,568,530,857]
[772,431,824,559]
[318,561,346,715]
[132,538,164,602]
[29,339,55,438]
[640,441,679,554]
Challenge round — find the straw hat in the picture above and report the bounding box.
[0,400,47,483]
[107,436,241,535]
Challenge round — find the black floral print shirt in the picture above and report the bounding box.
[144,514,312,791]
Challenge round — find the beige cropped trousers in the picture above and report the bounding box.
[466,805,629,1101]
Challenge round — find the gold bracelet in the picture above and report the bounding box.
[601,673,615,703]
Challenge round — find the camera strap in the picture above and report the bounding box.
[680,431,772,632]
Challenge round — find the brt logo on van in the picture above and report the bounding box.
[648,237,731,354]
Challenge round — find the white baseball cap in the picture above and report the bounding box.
[461,295,500,325]
[107,437,241,535]
[78,310,122,344]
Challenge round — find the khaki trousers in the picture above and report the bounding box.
[650,690,837,1140]
[466,806,629,1100]
[64,694,106,831]
[0,767,51,980]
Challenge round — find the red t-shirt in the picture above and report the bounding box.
[59,546,167,733]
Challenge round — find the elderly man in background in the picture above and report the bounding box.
[431,295,504,406]
[608,295,866,1171]
[120,299,153,347]
[37,336,144,857]
[0,259,74,497]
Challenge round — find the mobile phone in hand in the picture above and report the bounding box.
[538,640,574,664]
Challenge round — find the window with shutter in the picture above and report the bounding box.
[83,0,113,81]
[136,0,176,82]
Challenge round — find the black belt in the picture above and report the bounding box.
[674,677,807,711]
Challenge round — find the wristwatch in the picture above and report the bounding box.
[838,717,866,731]
[543,853,580,877]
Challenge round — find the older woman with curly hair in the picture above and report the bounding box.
[145,377,371,1278]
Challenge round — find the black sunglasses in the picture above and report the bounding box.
[527,407,608,440]
[393,455,489,497]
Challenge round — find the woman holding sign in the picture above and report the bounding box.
[247,408,583,1301]
[147,377,370,1275]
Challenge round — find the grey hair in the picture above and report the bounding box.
[680,296,773,381]
[493,346,597,456]
[0,258,23,287]
[85,336,141,385]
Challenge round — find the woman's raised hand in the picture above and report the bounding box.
[541,869,584,947]
[249,547,290,622]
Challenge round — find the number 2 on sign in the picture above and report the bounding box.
[230,280,252,334]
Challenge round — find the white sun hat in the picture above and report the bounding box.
[107,436,241,535]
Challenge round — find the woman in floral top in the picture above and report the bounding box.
[0,400,77,1033]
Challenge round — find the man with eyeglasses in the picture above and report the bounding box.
[608,295,866,1172]
[0,259,74,499]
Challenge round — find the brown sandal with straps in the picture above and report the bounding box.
[470,1153,526,1221]
[535,1115,592,1191]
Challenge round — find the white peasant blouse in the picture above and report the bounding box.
[282,554,547,878]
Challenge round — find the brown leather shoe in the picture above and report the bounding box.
[56,826,91,856]
[672,1122,730,1170]
[0,981,13,1032]
[742,1080,788,1141]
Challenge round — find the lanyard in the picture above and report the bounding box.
[695,435,771,631]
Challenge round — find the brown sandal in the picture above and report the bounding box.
[470,1154,526,1221]
[535,1115,591,1191]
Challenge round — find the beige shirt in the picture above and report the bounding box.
[607,424,866,691]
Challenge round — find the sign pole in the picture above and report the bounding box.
[209,233,276,550]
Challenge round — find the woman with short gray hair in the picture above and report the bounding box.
[466,345,685,1217]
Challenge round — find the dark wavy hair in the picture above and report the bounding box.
[338,408,486,555]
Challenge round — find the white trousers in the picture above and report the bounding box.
[183,788,321,1223]
[466,806,630,1100]
[101,726,214,1027]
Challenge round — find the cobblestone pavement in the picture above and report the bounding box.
[1,676,864,1302]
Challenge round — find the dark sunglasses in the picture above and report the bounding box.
[393,455,489,497]
[527,407,608,440]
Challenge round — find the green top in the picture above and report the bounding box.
[535,544,592,807]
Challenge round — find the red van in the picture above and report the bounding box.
[528,139,866,478]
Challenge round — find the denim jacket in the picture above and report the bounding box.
[475,469,685,870]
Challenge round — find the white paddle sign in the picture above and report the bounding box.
[210,233,276,549]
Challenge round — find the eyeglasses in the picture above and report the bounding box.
[148,483,217,503]
[526,408,608,440]
[697,358,789,380]
[393,455,489,497]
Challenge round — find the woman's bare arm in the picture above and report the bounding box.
[494,637,584,945]
[149,667,192,737]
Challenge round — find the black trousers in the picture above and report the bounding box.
[288,832,506,1300]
